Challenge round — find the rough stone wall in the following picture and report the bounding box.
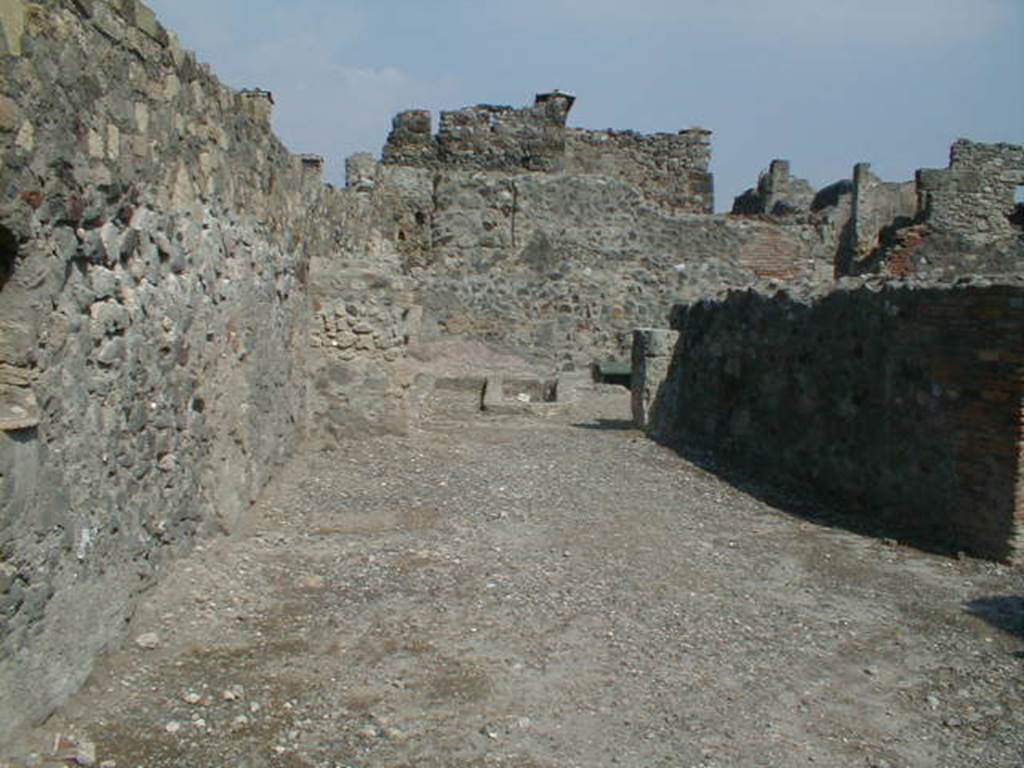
[411,170,832,365]
[381,94,713,215]
[0,0,370,739]
[630,328,678,430]
[918,139,1024,242]
[732,159,816,216]
[837,162,918,275]
[564,127,713,214]
[654,284,1024,562]
[382,92,576,173]
[304,179,423,438]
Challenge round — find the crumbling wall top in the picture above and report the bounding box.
[917,139,1024,241]
[379,92,713,212]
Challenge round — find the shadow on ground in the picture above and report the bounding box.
[964,596,1024,640]
[571,419,637,431]
[661,437,981,560]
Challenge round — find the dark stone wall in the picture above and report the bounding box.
[655,284,1023,563]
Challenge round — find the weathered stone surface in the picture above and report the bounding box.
[1,0,1022,751]
[733,159,817,216]
[654,284,1024,563]
[630,328,679,432]
[0,0,25,57]
[0,0,362,741]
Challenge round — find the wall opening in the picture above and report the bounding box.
[0,224,17,292]
[1011,186,1024,229]
[591,360,632,389]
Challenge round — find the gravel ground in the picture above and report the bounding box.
[13,385,1024,768]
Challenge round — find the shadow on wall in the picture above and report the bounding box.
[964,596,1024,640]
[639,325,983,561]
[0,224,17,291]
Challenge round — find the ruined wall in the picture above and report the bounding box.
[304,178,423,439]
[631,328,678,430]
[654,284,1024,562]
[382,92,576,173]
[382,94,713,213]
[410,170,833,364]
[918,139,1024,242]
[564,127,713,214]
[732,159,816,216]
[835,163,917,276]
[0,0,375,739]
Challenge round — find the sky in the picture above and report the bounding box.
[147,0,1024,212]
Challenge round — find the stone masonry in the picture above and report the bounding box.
[0,0,409,741]
[1,0,1023,748]
[630,328,678,432]
[650,285,1024,563]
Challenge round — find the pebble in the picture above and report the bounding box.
[222,686,244,701]
[184,691,202,705]
[134,633,161,650]
[165,721,182,735]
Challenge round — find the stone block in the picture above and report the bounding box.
[0,94,19,132]
[0,383,39,430]
[631,328,678,430]
[0,0,25,56]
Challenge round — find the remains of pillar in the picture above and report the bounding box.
[631,328,679,430]
[345,152,379,192]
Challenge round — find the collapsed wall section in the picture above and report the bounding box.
[0,0,333,739]
[654,285,1024,562]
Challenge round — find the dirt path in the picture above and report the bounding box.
[18,387,1024,767]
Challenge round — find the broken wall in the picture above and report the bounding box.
[834,163,918,276]
[918,139,1024,242]
[654,285,1024,562]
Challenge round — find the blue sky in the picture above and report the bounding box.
[147,0,1024,211]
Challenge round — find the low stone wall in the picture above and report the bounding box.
[653,284,1023,562]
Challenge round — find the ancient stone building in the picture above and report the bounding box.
[0,0,1022,747]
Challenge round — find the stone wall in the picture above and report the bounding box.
[358,126,835,367]
[732,159,816,216]
[653,284,1024,563]
[631,328,678,430]
[304,180,422,439]
[415,171,832,365]
[382,92,576,173]
[918,139,1024,242]
[381,93,713,214]
[836,163,917,275]
[565,127,713,214]
[0,0,386,740]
